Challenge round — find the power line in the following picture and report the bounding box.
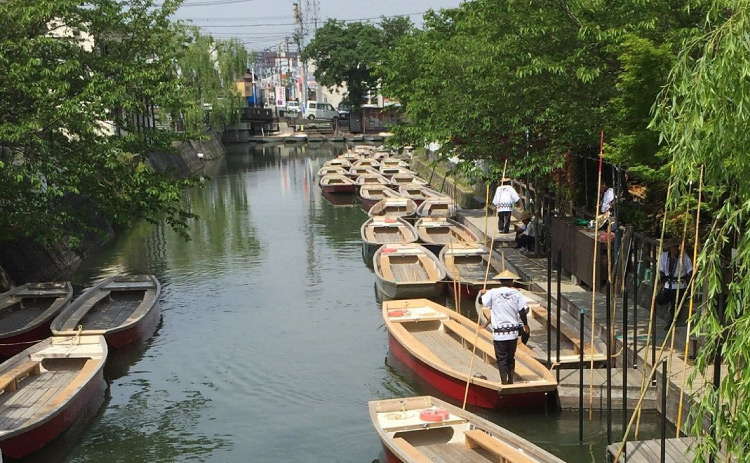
[185,11,427,28]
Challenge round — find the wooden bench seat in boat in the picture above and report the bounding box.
[464,429,537,463]
[443,320,534,378]
[102,282,155,291]
[379,256,396,280]
[392,437,433,463]
[0,361,42,393]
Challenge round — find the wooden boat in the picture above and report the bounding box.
[352,158,381,169]
[361,217,419,257]
[391,172,427,186]
[380,158,410,169]
[50,275,161,349]
[370,395,566,463]
[319,174,357,194]
[416,218,479,254]
[349,165,378,177]
[383,298,557,408]
[398,185,442,206]
[417,198,460,218]
[360,185,402,211]
[356,173,392,187]
[439,243,505,298]
[0,335,107,459]
[374,245,446,300]
[0,282,73,357]
[323,158,352,169]
[317,166,348,177]
[368,198,418,219]
[475,291,607,367]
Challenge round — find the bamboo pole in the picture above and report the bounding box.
[462,184,498,409]
[588,131,604,417]
[676,165,704,435]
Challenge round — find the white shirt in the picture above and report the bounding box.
[481,287,527,341]
[601,187,614,213]
[658,251,693,289]
[522,221,535,237]
[492,185,520,212]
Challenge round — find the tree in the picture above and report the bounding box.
[303,17,412,108]
[0,0,246,245]
[654,2,750,462]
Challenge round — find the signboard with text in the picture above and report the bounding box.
[276,86,286,108]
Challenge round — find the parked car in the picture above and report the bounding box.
[337,104,351,120]
[286,101,301,114]
[305,101,339,121]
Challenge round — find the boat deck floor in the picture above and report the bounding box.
[418,441,494,463]
[391,262,430,282]
[455,262,499,282]
[373,229,408,243]
[0,303,49,333]
[410,330,503,382]
[0,368,80,430]
[423,230,465,245]
[81,297,141,330]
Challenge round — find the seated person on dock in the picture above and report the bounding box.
[595,181,615,230]
[514,211,535,254]
[492,178,520,234]
[480,270,530,384]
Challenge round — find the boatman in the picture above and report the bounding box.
[656,238,693,329]
[492,178,520,234]
[480,270,529,385]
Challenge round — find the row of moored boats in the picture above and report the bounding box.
[319,147,566,463]
[0,275,160,459]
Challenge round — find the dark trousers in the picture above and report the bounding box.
[658,288,684,325]
[493,339,518,384]
[498,211,512,233]
[516,234,535,250]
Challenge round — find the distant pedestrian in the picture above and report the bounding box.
[492,178,519,233]
[656,238,693,328]
[480,270,529,384]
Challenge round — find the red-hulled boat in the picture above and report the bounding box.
[0,282,73,357]
[0,335,107,459]
[383,298,557,409]
[370,396,565,463]
[51,274,161,349]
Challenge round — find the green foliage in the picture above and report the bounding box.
[0,0,247,245]
[379,0,703,207]
[303,17,412,107]
[655,2,750,461]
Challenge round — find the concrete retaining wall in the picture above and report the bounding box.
[0,131,225,290]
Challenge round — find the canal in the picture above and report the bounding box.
[32,143,662,462]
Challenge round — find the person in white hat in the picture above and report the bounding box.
[492,178,520,233]
[479,270,529,384]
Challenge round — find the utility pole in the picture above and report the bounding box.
[292,2,308,106]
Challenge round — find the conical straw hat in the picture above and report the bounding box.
[492,270,520,280]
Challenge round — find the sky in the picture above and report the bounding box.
[171,0,466,51]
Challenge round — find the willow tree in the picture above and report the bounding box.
[654,2,750,462]
[177,27,248,133]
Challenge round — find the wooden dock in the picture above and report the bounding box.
[606,437,700,463]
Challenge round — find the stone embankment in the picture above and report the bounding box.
[0,132,225,290]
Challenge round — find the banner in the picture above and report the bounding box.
[276,86,286,108]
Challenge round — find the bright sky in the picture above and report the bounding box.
[172,0,465,51]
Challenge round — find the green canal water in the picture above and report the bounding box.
[26,143,664,462]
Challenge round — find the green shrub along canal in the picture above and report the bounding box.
[30,143,664,463]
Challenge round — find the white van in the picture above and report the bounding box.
[305,101,339,121]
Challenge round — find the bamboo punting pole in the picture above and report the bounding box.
[676,165,704,435]
[588,131,604,417]
[462,184,497,409]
